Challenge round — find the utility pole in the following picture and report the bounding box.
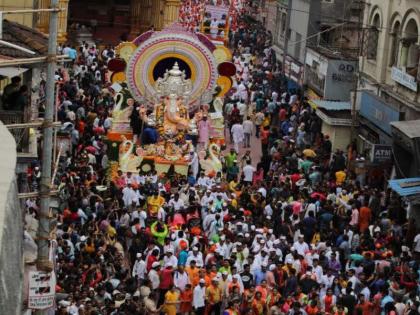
[350,0,364,141]
[37,0,59,280]
[282,0,293,73]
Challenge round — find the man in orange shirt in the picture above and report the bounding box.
[355,293,374,315]
[186,260,201,287]
[359,201,372,233]
[206,278,222,315]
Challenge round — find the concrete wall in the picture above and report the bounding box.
[325,59,357,101]
[321,122,351,151]
[0,121,23,315]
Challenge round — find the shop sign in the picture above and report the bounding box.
[360,91,400,135]
[285,56,304,86]
[391,67,418,92]
[331,63,355,83]
[28,271,56,310]
[371,144,392,163]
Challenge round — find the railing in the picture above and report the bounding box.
[0,110,30,153]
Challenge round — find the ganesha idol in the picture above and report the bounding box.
[120,62,198,167]
[153,63,195,142]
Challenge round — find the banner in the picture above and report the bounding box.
[28,271,56,310]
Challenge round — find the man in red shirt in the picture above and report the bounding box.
[159,264,174,306]
[260,126,270,155]
[279,105,287,122]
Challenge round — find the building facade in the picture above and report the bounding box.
[265,0,363,91]
[356,0,420,176]
[0,0,36,27]
[68,0,180,44]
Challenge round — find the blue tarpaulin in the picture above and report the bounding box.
[388,178,420,197]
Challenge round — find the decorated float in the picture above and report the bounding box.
[106,24,237,178]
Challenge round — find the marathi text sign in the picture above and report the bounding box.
[28,271,56,310]
[391,67,418,92]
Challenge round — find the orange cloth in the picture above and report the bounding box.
[186,267,200,287]
[359,206,372,232]
[180,288,193,313]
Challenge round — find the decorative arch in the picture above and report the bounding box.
[401,7,420,36]
[389,12,402,32]
[388,12,402,67]
[369,5,383,29]
[366,6,382,60]
[400,9,420,70]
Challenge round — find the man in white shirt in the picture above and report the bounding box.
[193,279,206,313]
[242,161,255,184]
[293,234,310,256]
[132,253,146,283]
[186,247,204,267]
[168,193,185,212]
[148,262,161,290]
[242,116,253,148]
[122,183,137,207]
[231,121,244,153]
[163,250,178,267]
[173,266,190,292]
[131,208,147,228]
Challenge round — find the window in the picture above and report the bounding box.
[402,19,419,70]
[389,21,401,67]
[281,13,286,34]
[367,14,380,60]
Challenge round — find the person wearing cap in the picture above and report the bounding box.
[148,262,161,290]
[132,253,146,284]
[205,277,222,315]
[193,279,206,315]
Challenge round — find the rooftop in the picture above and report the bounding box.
[0,20,48,58]
[391,120,420,139]
[389,177,420,197]
[307,45,358,61]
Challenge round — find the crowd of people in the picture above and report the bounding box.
[179,0,244,33]
[19,7,420,315]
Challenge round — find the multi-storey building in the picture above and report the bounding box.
[356,0,420,177]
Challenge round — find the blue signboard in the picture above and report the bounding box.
[360,91,400,135]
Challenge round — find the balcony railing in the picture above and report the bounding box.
[0,110,30,153]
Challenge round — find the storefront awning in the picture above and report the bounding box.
[390,120,420,139]
[389,178,420,197]
[310,100,351,111]
[0,67,28,78]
